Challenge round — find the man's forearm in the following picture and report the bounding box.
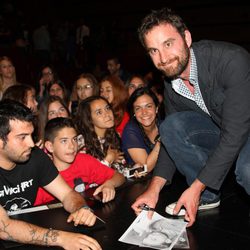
[147,176,167,194]
[62,190,86,213]
[153,145,176,182]
[0,217,62,247]
[191,179,206,194]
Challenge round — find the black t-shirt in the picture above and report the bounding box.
[0,147,58,212]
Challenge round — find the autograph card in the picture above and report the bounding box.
[119,210,188,250]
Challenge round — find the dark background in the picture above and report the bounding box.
[16,0,250,47]
[1,0,250,87]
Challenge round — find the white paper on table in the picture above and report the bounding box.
[174,230,190,249]
[119,210,188,250]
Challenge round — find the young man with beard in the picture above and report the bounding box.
[132,7,250,227]
[0,100,101,250]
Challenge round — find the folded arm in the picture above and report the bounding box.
[128,141,161,173]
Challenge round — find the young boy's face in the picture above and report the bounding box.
[46,127,78,170]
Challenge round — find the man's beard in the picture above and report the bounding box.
[9,151,31,164]
[3,145,32,164]
[158,44,189,79]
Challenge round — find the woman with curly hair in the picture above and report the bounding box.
[75,95,125,172]
[100,75,129,136]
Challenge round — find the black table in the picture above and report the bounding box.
[1,172,250,250]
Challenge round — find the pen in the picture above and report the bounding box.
[138,204,155,211]
[96,215,106,224]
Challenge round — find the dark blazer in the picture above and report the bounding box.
[155,40,250,190]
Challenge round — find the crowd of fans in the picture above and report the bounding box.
[0,50,165,182]
[0,3,165,172]
[1,5,250,249]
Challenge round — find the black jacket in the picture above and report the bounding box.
[155,40,250,190]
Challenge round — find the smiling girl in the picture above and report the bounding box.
[122,87,161,173]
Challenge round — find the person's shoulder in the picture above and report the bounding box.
[75,152,97,162]
[29,147,54,167]
[122,119,142,142]
[74,152,107,171]
[193,40,249,55]
[31,146,47,158]
[120,112,130,127]
[193,40,250,68]
[123,111,130,119]
[123,118,139,132]
[158,119,164,126]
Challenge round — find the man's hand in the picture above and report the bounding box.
[131,176,166,218]
[131,189,159,218]
[173,179,205,227]
[93,184,115,203]
[0,205,101,249]
[60,231,102,250]
[67,207,96,227]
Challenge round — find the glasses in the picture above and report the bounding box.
[77,84,93,91]
[42,71,53,76]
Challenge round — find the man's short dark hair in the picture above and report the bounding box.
[138,7,188,48]
[44,117,76,143]
[0,99,34,144]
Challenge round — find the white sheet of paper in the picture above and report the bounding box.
[119,210,188,250]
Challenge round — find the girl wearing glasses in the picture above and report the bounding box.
[70,73,99,116]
